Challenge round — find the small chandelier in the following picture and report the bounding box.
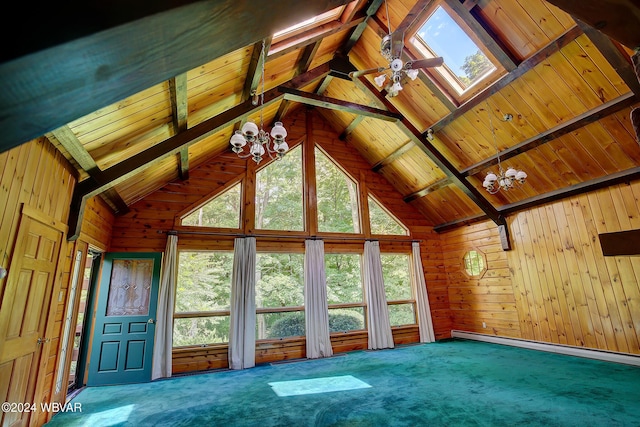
[229,39,288,164]
[481,104,527,194]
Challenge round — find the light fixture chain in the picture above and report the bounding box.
[486,101,503,175]
[260,39,266,129]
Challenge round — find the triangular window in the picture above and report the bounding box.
[255,145,304,231]
[182,182,241,228]
[368,195,408,236]
[315,147,360,233]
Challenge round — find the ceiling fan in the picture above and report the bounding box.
[349,6,444,97]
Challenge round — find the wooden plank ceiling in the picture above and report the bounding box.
[1,0,639,234]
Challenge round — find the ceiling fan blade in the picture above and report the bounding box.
[407,57,444,69]
[349,66,388,79]
[390,31,405,59]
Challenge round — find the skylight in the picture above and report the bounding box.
[410,5,496,96]
[272,6,345,43]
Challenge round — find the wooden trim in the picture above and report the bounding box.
[304,110,319,236]
[599,229,640,256]
[22,204,68,233]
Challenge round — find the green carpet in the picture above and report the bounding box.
[46,339,640,426]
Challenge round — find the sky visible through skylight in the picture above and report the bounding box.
[417,6,481,77]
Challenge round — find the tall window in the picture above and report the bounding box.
[173,251,233,347]
[256,145,304,231]
[182,182,241,228]
[256,253,305,339]
[368,196,408,235]
[381,254,416,327]
[315,148,360,233]
[325,253,366,333]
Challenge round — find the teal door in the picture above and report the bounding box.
[87,252,162,386]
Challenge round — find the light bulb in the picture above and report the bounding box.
[230,130,247,148]
[270,122,287,141]
[485,173,497,183]
[406,69,419,80]
[391,80,403,93]
[505,168,517,179]
[242,121,259,137]
[374,74,387,87]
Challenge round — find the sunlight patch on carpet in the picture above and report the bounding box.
[80,404,135,426]
[269,375,371,396]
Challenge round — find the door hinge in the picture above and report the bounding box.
[37,337,51,345]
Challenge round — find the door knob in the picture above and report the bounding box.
[148,319,155,324]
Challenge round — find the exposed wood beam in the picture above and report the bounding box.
[544,0,640,49]
[461,92,639,177]
[297,42,322,75]
[576,20,640,97]
[169,73,189,180]
[339,116,365,141]
[372,140,415,171]
[356,76,505,226]
[428,25,584,134]
[338,0,385,56]
[499,167,640,216]
[392,0,434,36]
[280,87,402,121]
[444,0,517,72]
[403,177,452,202]
[48,126,129,214]
[433,213,488,233]
[67,63,332,240]
[0,0,353,155]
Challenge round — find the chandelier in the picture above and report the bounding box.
[482,103,527,194]
[229,39,288,164]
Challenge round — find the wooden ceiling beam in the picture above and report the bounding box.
[433,213,488,233]
[48,126,129,215]
[280,87,401,121]
[356,76,505,226]
[461,92,639,177]
[169,73,189,180]
[544,0,640,49]
[499,167,640,216]
[338,0,385,56]
[67,62,333,240]
[0,0,353,155]
[427,25,583,135]
[372,140,415,171]
[403,177,452,202]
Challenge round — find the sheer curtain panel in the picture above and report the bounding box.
[304,240,333,359]
[229,237,256,370]
[412,241,436,343]
[152,234,178,380]
[363,240,394,350]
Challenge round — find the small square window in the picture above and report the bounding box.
[409,3,499,100]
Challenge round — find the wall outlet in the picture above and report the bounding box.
[482,322,486,328]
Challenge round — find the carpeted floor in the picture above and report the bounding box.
[46,339,640,426]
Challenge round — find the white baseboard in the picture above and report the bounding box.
[451,330,640,367]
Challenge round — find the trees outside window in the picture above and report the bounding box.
[173,251,233,347]
[256,253,305,339]
[325,253,365,332]
[316,148,360,233]
[182,183,241,228]
[381,254,416,327]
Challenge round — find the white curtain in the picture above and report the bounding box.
[412,241,436,343]
[304,240,333,359]
[228,237,256,370]
[152,234,178,380]
[363,240,394,350]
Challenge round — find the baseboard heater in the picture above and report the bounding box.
[451,330,640,367]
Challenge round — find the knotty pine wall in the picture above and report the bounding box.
[109,108,447,373]
[442,179,640,356]
[0,138,77,425]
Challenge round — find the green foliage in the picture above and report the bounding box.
[459,50,493,86]
[266,310,364,338]
[381,254,411,301]
[182,183,241,228]
[255,146,304,231]
[256,253,304,308]
[325,254,362,304]
[368,196,407,235]
[315,148,360,233]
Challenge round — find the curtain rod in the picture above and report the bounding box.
[157,229,421,243]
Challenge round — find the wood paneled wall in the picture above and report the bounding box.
[111,108,446,372]
[442,179,640,356]
[0,138,78,425]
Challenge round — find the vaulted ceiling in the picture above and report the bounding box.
[2,0,639,235]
